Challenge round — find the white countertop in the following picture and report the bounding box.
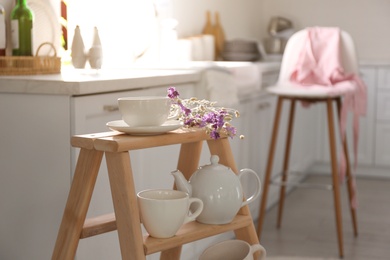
[0,61,281,96]
[0,68,201,96]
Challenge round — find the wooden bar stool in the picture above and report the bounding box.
[52,129,259,260]
[256,28,363,258]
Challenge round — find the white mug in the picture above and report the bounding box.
[199,239,266,260]
[137,189,203,238]
[118,96,172,127]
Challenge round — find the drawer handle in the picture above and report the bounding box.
[103,105,119,112]
[257,102,270,110]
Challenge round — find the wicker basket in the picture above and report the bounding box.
[0,42,61,75]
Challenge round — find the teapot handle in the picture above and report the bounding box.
[238,168,262,207]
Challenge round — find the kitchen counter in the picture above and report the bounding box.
[0,61,281,98]
[0,68,201,96]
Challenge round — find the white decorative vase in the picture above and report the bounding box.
[71,26,87,68]
[88,27,103,69]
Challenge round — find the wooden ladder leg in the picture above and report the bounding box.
[277,98,296,228]
[52,148,103,260]
[336,97,358,237]
[326,99,344,258]
[106,151,145,260]
[160,141,204,260]
[208,138,260,246]
[257,96,284,239]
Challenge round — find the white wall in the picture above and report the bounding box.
[171,0,390,61]
[171,0,262,41]
[2,0,388,62]
[260,0,390,61]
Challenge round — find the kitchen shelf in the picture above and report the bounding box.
[52,128,259,259]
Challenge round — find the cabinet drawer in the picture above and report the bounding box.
[375,122,390,166]
[377,67,390,90]
[377,92,390,121]
[261,71,279,88]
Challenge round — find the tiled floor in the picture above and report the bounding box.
[259,175,390,260]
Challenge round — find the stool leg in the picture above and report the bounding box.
[326,99,344,258]
[277,98,296,228]
[106,151,145,260]
[257,97,284,239]
[336,97,358,237]
[52,148,103,260]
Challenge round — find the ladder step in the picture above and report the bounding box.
[143,214,253,255]
[81,213,117,239]
[81,213,253,255]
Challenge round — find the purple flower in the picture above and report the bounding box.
[184,118,194,126]
[210,130,220,140]
[202,112,215,123]
[179,103,191,116]
[225,125,237,138]
[167,87,180,99]
[166,87,239,140]
[216,114,225,128]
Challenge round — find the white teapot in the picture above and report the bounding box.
[172,155,262,224]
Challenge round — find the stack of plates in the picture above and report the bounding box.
[221,39,261,61]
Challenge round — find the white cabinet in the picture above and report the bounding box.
[239,91,318,221]
[245,94,277,220]
[0,94,71,260]
[375,123,390,166]
[318,67,377,166]
[354,67,377,165]
[375,67,390,166]
[315,65,390,176]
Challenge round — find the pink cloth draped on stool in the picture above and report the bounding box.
[290,27,367,208]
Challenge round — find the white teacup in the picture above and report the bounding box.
[137,189,203,238]
[118,96,172,127]
[199,239,266,260]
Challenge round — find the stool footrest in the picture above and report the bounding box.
[81,213,254,255]
[81,213,117,239]
[143,214,253,255]
[270,171,333,190]
[270,179,334,190]
[81,213,253,255]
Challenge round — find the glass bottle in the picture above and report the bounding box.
[213,11,225,60]
[202,10,213,35]
[11,0,34,56]
[0,4,6,56]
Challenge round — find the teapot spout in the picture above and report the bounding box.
[171,170,192,196]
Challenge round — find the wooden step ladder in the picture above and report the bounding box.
[52,128,259,260]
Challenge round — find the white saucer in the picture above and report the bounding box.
[106,120,182,135]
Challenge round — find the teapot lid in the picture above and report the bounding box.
[200,155,230,172]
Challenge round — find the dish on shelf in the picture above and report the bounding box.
[106,119,182,135]
[221,51,260,61]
